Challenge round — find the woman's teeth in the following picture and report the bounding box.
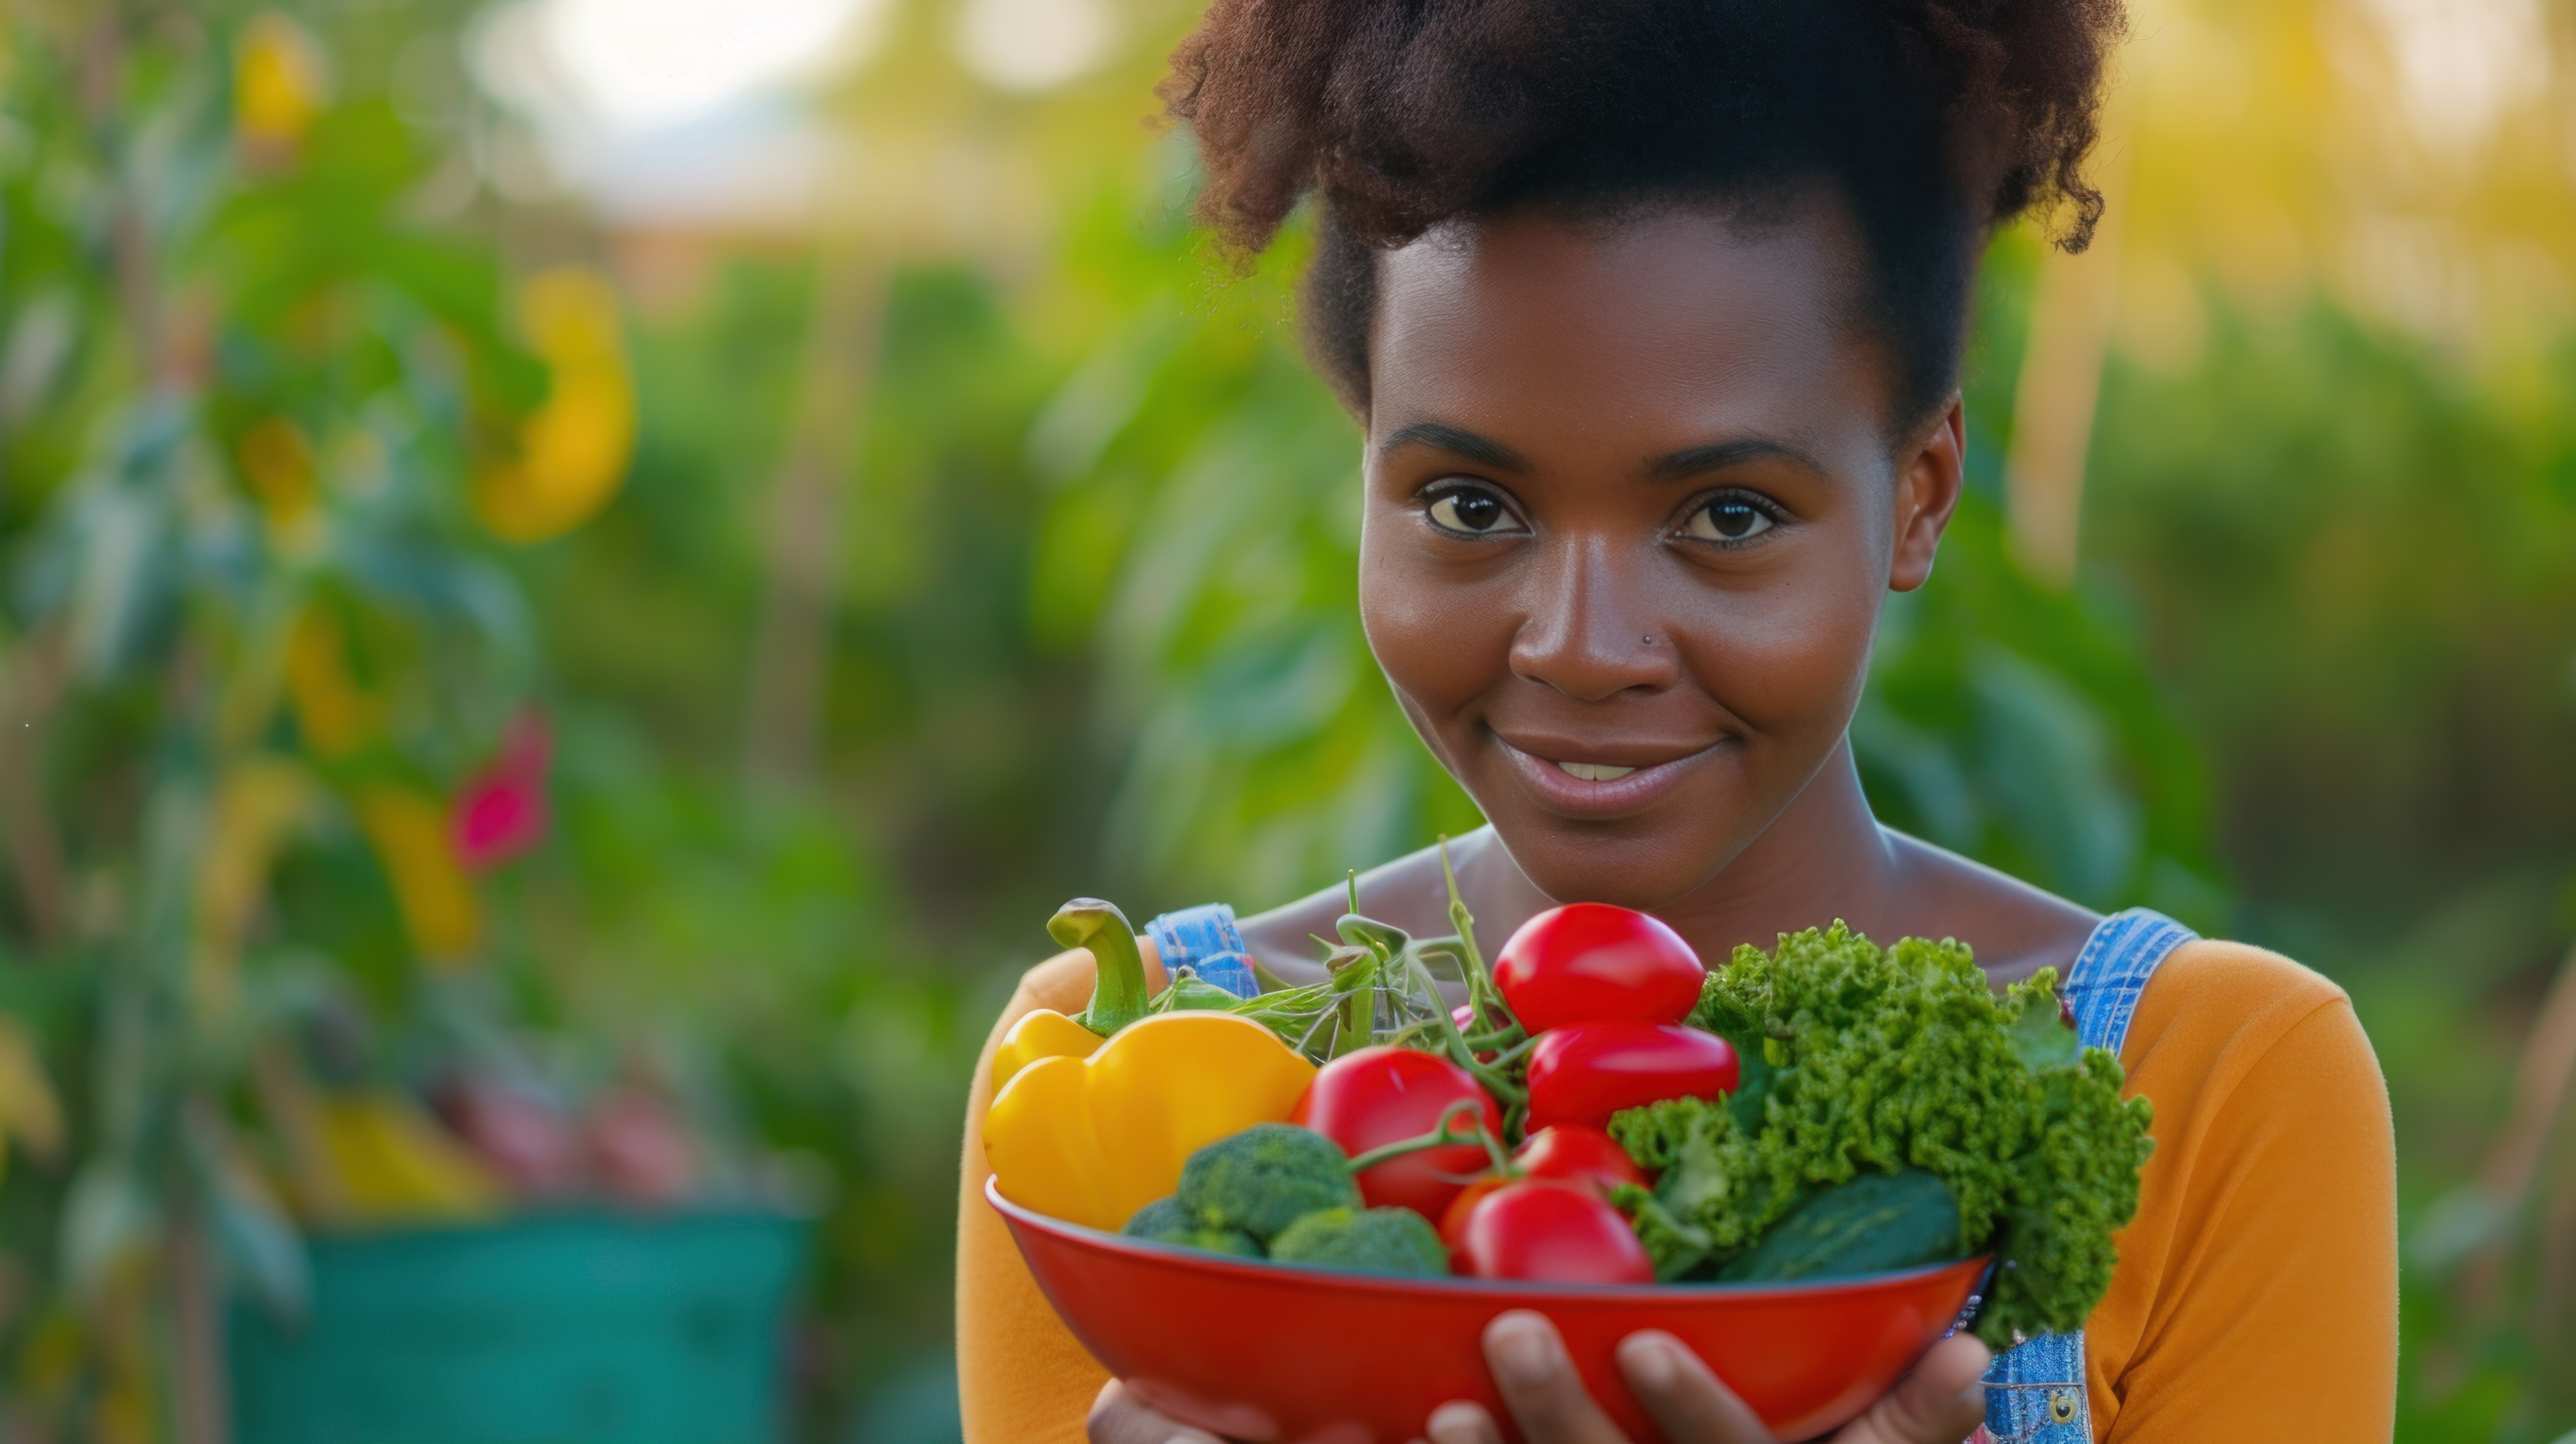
[1554,761,1637,782]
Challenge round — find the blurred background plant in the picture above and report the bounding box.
[0,0,2570,1441]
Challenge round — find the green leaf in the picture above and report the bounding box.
[2005,972,2082,1074]
[207,1157,310,1323]
[61,1160,155,1301]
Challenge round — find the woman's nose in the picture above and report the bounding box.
[1506,534,1678,703]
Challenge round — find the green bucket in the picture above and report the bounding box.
[229,1211,807,1444]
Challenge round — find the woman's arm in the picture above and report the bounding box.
[957,944,1168,1444]
[2091,962,2397,1442]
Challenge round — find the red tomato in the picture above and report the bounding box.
[1454,1179,1655,1284]
[1293,1045,1504,1220]
[1493,903,1706,1033]
[1514,1124,1648,1194]
[1435,1125,1647,1252]
[1524,1022,1738,1133]
[1438,1175,1507,1254]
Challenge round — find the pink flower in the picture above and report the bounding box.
[454,710,551,869]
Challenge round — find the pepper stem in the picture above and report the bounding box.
[1050,898,1149,1037]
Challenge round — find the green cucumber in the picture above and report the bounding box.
[1719,1168,1963,1282]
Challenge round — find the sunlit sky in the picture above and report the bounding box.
[470,0,1121,224]
[478,0,1115,134]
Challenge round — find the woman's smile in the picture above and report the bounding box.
[1489,731,1729,821]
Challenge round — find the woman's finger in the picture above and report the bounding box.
[1424,1400,1506,1444]
[1087,1379,1230,1444]
[1614,1330,1775,1443]
[1480,1310,1632,1443]
[1838,1335,1993,1444]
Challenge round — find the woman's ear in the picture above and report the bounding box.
[1889,397,1966,593]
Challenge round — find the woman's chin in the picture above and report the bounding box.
[1484,822,1736,914]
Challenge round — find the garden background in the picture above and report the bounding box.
[0,0,2573,1440]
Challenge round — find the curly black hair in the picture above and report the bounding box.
[1160,0,2124,426]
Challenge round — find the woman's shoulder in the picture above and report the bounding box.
[2137,937,2354,1042]
[2148,936,2349,1014]
[2124,935,2379,1101]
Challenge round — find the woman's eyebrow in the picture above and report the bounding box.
[1377,421,1528,472]
[1648,437,1825,480]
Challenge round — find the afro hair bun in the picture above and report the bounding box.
[1159,0,2125,419]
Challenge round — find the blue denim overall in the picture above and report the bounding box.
[1146,903,1263,999]
[1978,908,2195,1444]
[1151,901,2196,1444]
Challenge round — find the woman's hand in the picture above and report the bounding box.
[1424,1313,1991,1444]
[1088,1379,1230,1444]
[1086,1315,1991,1444]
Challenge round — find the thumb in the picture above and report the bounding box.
[1842,1335,1991,1444]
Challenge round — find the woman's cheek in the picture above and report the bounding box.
[1357,537,1516,724]
[1675,568,1879,739]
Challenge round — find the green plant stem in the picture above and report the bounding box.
[1342,1098,1510,1176]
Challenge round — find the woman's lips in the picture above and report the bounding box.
[1491,733,1723,820]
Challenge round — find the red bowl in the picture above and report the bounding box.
[989,1179,1985,1444]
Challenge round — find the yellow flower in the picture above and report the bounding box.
[474,267,636,544]
[0,1014,64,1190]
[194,757,318,1014]
[284,607,378,758]
[354,783,480,964]
[237,415,324,553]
[234,13,327,150]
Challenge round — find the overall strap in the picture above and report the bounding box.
[1144,903,1261,999]
[2063,909,2196,1054]
[1979,908,2195,1444]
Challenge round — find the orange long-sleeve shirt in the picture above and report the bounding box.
[954,939,2396,1442]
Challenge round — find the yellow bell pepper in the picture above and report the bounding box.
[992,1008,1105,1091]
[985,1011,1314,1232]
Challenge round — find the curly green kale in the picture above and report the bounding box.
[1610,922,2154,1347]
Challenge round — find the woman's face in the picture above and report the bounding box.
[1359,205,1963,910]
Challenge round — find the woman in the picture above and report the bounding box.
[958,1,2397,1440]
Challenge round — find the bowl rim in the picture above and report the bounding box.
[986,1176,1990,1302]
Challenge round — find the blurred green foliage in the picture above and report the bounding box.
[2088,311,2576,1442]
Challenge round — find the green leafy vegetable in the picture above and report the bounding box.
[1611,923,2154,1346]
[1717,1168,1961,1282]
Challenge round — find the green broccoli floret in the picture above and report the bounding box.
[1121,1197,1264,1258]
[1177,1123,1360,1241]
[1612,923,2153,1346]
[1125,1196,1194,1237]
[1268,1206,1449,1277]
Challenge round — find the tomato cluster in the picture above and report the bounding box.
[1295,902,1735,1283]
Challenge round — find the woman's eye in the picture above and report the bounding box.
[1425,488,1521,535]
[1682,496,1777,543]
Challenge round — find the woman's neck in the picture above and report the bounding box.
[1243,736,2096,987]
[1460,737,1903,966]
